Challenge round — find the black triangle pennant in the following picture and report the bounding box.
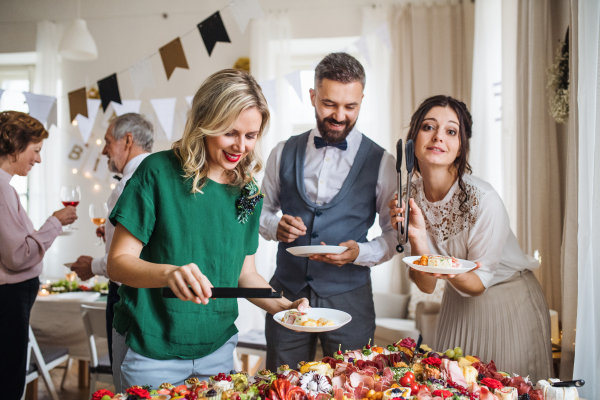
[197,11,231,56]
[97,73,122,112]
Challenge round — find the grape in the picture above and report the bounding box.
[454,347,463,357]
[445,349,455,358]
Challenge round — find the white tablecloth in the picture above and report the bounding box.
[30,292,108,360]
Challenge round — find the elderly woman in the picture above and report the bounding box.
[389,95,552,382]
[0,111,77,399]
[108,69,308,391]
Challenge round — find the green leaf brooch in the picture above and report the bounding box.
[236,181,264,224]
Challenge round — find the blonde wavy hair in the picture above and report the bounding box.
[172,69,270,193]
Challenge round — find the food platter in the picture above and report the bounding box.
[286,245,347,257]
[273,308,352,332]
[403,255,477,274]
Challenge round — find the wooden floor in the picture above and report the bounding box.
[28,361,115,400]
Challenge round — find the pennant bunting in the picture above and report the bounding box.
[229,0,264,34]
[197,12,231,56]
[129,58,155,98]
[47,100,58,128]
[285,70,303,103]
[112,99,142,116]
[66,135,88,170]
[68,87,88,122]
[374,23,393,52]
[185,95,194,108]
[259,79,277,114]
[354,36,371,66]
[75,99,101,144]
[23,92,56,126]
[98,73,121,112]
[150,98,177,141]
[159,37,189,80]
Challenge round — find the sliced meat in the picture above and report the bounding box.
[331,375,346,390]
[441,359,468,389]
[349,372,374,390]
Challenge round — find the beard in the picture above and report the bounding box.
[107,158,120,173]
[315,112,357,144]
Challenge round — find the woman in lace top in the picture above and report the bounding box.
[388,95,552,381]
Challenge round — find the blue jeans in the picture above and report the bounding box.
[112,329,238,392]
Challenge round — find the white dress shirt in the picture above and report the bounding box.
[91,153,151,280]
[260,127,398,267]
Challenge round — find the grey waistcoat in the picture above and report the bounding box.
[274,130,384,298]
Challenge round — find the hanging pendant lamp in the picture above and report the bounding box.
[59,0,98,61]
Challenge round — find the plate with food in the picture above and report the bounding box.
[286,245,347,257]
[403,255,477,274]
[273,308,352,332]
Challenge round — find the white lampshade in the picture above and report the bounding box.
[59,18,98,61]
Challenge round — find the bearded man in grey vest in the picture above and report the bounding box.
[260,53,398,369]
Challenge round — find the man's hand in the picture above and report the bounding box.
[70,256,95,281]
[309,240,360,266]
[276,215,307,243]
[96,226,105,240]
[289,297,310,312]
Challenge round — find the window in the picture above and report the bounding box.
[0,62,35,212]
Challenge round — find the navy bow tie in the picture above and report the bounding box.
[112,175,122,181]
[314,136,348,151]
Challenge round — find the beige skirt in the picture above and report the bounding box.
[435,270,553,382]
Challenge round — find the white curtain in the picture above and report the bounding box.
[470,0,503,198]
[235,13,293,335]
[516,1,563,316]
[29,21,63,281]
[573,1,600,397]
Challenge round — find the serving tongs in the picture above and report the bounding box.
[162,287,283,299]
[550,380,585,387]
[396,139,415,253]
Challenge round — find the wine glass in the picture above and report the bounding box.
[60,185,81,230]
[89,203,108,246]
[65,268,77,291]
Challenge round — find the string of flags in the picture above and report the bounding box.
[0,0,392,148]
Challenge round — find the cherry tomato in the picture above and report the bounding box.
[410,382,420,395]
[418,384,430,393]
[403,372,415,383]
[399,376,411,387]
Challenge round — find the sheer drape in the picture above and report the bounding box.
[516,1,563,317]
[29,21,63,280]
[573,1,600,397]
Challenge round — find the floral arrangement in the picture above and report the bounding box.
[236,180,264,224]
[547,29,570,124]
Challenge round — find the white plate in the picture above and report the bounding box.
[286,245,348,257]
[63,263,74,268]
[273,308,352,332]
[403,256,477,274]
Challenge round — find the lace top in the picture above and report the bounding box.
[403,174,539,297]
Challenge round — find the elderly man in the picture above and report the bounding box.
[70,113,153,366]
[260,53,397,368]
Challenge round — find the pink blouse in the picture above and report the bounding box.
[0,167,62,285]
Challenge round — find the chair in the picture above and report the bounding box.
[81,305,113,400]
[22,326,70,400]
[373,292,420,346]
[236,329,267,375]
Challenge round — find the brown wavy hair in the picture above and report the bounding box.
[172,69,270,193]
[406,95,473,214]
[0,111,48,159]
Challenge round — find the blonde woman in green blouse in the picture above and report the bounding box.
[107,69,308,391]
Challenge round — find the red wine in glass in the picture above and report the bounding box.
[60,185,81,230]
[62,201,80,207]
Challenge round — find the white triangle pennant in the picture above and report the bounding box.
[150,98,177,141]
[259,79,277,114]
[185,95,194,108]
[112,99,142,116]
[354,36,371,66]
[229,0,264,33]
[374,23,393,52]
[47,101,58,128]
[75,99,101,144]
[129,58,156,99]
[285,70,303,103]
[23,92,57,125]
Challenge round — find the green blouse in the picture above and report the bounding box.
[109,150,262,360]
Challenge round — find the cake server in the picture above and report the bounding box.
[162,287,283,299]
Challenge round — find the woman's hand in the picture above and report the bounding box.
[289,297,310,312]
[388,194,427,247]
[166,263,213,305]
[52,206,77,226]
